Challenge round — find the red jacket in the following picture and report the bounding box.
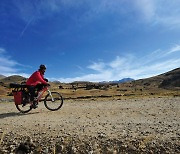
[26,71,47,86]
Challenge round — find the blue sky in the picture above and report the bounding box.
[0,0,180,82]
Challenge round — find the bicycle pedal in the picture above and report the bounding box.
[33,105,38,109]
[31,104,38,109]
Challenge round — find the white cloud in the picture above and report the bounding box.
[0,48,18,75]
[81,0,180,29]
[2,44,177,82]
[0,48,6,54]
[109,55,134,69]
[0,48,18,66]
[167,44,180,54]
[0,48,30,77]
[88,62,105,72]
[0,57,18,67]
[134,0,156,22]
[55,45,180,83]
[20,17,34,38]
[12,0,180,30]
[134,0,180,28]
[109,56,125,68]
[57,71,112,83]
[0,66,17,74]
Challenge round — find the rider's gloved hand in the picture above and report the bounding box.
[47,83,50,86]
[44,78,48,82]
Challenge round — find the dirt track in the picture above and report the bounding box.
[0,97,180,153]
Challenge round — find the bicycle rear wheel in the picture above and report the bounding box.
[16,103,32,113]
[44,92,63,111]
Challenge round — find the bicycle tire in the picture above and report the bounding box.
[44,92,63,111]
[16,104,32,113]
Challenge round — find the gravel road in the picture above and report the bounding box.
[0,97,180,153]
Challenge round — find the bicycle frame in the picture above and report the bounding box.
[36,86,54,102]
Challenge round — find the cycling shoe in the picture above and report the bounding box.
[31,101,38,109]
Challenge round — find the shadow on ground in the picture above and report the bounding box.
[0,111,40,119]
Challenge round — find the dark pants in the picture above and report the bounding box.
[27,84,45,101]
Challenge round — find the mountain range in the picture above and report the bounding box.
[106,78,134,83]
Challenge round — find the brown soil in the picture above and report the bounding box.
[0,97,180,153]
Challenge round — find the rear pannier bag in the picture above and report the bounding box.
[13,91,22,105]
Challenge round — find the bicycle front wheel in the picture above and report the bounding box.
[44,92,63,111]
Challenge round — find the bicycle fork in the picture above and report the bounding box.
[48,90,54,102]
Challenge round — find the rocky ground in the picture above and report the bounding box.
[0,96,180,153]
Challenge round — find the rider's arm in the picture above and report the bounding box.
[36,71,48,85]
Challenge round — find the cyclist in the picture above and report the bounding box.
[26,64,49,108]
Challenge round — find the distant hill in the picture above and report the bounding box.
[0,75,27,87]
[0,75,6,79]
[158,68,180,89]
[130,68,180,90]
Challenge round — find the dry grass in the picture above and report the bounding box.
[48,83,180,100]
[0,78,180,101]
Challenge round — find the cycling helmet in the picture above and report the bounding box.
[39,64,46,70]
